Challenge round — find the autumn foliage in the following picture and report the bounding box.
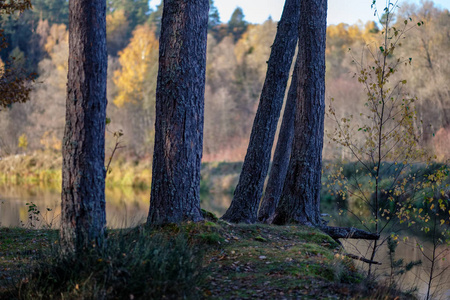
[0,1,449,163]
[0,0,34,111]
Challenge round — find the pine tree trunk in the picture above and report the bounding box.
[272,0,328,226]
[147,0,209,225]
[221,0,300,224]
[258,63,297,223]
[61,0,107,253]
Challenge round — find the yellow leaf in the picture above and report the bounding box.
[113,25,159,108]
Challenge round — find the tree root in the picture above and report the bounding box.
[320,226,380,240]
[344,253,382,265]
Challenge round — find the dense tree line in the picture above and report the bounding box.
[0,0,449,163]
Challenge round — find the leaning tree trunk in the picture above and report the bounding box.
[61,0,107,253]
[147,0,209,225]
[221,0,300,224]
[258,62,297,223]
[272,0,328,226]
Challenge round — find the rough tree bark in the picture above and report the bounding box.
[272,0,328,226]
[258,62,297,223]
[60,0,107,253]
[259,60,379,241]
[147,0,209,225]
[221,0,300,224]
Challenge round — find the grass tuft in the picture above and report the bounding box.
[3,229,204,300]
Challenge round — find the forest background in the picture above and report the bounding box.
[0,2,450,297]
[0,0,449,177]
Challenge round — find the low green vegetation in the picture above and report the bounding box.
[0,218,415,299]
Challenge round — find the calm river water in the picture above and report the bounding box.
[0,184,449,299]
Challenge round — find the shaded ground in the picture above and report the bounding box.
[0,222,414,299]
[0,228,57,293]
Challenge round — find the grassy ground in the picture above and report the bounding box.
[0,228,58,292]
[0,218,415,299]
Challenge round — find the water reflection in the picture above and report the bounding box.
[0,185,149,228]
[342,237,450,299]
[0,185,232,228]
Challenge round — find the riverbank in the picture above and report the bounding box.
[0,151,242,193]
[0,151,152,188]
[0,220,414,299]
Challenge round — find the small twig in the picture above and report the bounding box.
[105,130,125,177]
